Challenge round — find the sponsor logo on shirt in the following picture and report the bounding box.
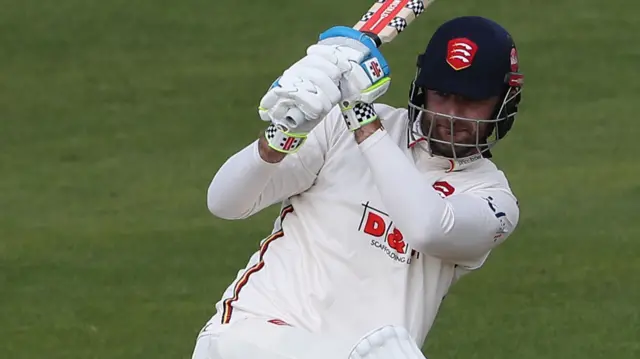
[358,202,418,264]
[357,181,456,263]
[482,196,509,242]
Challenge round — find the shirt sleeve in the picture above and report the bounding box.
[358,128,520,267]
[207,109,342,220]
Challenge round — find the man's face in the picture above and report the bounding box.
[422,90,500,158]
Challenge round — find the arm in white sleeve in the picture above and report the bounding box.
[206,138,321,219]
[358,129,520,265]
[207,108,343,220]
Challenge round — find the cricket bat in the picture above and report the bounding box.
[354,0,435,46]
[282,0,436,129]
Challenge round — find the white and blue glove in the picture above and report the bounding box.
[259,26,391,153]
[315,27,392,132]
[259,51,344,134]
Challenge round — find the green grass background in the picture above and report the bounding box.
[1,0,638,358]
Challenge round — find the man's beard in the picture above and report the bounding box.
[428,139,479,158]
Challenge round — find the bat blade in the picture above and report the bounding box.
[354,0,435,45]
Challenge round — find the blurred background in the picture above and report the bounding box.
[1,0,638,358]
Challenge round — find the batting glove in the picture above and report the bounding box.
[311,26,391,131]
[258,53,344,153]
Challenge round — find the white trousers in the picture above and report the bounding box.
[191,317,354,359]
[191,317,427,359]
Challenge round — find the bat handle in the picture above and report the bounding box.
[361,31,382,48]
[281,107,305,133]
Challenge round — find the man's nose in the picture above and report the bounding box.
[437,100,463,118]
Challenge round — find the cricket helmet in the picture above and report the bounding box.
[407,16,524,159]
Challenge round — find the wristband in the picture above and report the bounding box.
[340,102,379,131]
[264,123,307,154]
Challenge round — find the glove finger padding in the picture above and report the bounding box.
[262,65,341,132]
[259,53,344,133]
[282,64,342,106]
[286,53,344,83]
[259,84,297,122]
[258,88,281,123]
[308,38,390,105]
[306,42,369,73]
[273,82,336,123]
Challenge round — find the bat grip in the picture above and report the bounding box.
[281,107,305,133]
[361,31,382,48]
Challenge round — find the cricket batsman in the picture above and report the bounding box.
[192,15,524,359]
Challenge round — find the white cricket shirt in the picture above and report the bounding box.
[202,104,520,347]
